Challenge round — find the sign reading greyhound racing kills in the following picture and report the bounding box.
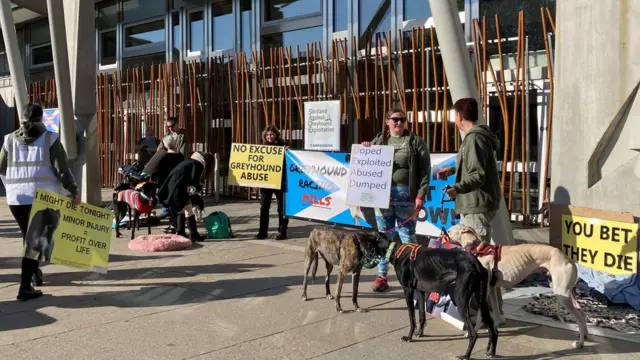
[561,214,638,275]
[346,145,394,209]
[228,143,285,189]
[24,189,113,273]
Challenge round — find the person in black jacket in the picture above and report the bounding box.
[158,152,213,241]
[254,125,289,240]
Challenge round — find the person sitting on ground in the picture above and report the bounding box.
[157,117,189,158]
[157,152,213,242]
[254,125,289,240]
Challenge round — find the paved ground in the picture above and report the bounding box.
[1,195,639,360]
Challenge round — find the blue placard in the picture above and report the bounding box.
[42,108,60,133]
[285,150,460,237]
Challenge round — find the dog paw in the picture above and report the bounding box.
[455,355,469,360]
[355,307,367,313]
[301,295,307,302]
[326,294,334,300]
[485,352,495,358]
[462,332,470,339]
[414,331,424,338]
[572,341,584,349]
[400,336,412,343]
[336,308,344,314]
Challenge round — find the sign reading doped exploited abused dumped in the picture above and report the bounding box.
[561,214,638,275]
[228,143,285,189]
[346,145,394,209]
[24,189,113,273]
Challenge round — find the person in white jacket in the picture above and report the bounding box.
[0,103,80,301]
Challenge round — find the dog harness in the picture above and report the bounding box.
[469,243,502,270]
[394,243,422,261]
[117,189,153,214]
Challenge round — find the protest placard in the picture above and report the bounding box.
[228,143,285,189]
[346,145,394,209]
[304,100,341,151]
[24,189,113,273]
[561,214,637,275]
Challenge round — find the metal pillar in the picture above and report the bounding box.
[429,0,515,246]
[63,0,100,206]
[47,0,77,160]
[0,0,29,116]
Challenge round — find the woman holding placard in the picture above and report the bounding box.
[254,125,289,240]
[361,108,431,292]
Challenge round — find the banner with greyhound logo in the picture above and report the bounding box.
[24,189,113,273]
[285,150,459,237]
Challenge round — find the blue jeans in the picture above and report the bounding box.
[376,186,417,278]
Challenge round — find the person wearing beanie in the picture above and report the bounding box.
[157,151,213,241]
[0,103,80,301]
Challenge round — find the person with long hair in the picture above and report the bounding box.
[157,151,213,241]
[361,108,431,292]
[0,103,80,301]
[254,125,289,240]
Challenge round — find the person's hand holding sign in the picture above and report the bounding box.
[415,196,424,210]
[361,141,371,148]
[71,194,81,205]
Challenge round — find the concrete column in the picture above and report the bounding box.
[47,0,77,160]
[63,0,100,206]
[0,0,29,116]
[429,0,514,246]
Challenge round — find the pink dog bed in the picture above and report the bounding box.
[128,234,192,252]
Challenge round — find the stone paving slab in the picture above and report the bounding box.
[1,196,639,359]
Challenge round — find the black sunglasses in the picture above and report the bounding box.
[388,117,407,123]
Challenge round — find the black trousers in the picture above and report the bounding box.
[9,205,39,288]
[258,189,288,236]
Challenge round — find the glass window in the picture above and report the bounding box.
[359,0,391,38]
[241,0,252,55]
[97,0,118,30]
[212,1,234,52]
[333,0,347,32]
[125,20,165,48]
[30,21,51,46]
[261,26,322,62]
[100,30,117,65]
[172,0,206,10]
[404,0,431,20]
[265,0,321,22]
[122,0,166,24]
[172,12,181,55]
[32,44,53,66]
[189,11,204,53]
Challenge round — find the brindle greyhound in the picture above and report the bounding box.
[302,227,384,313]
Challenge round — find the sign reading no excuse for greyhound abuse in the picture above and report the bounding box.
[304,100,341,151]
[24,189,113,273]
[561,214,638,275]
[346,145,394,209]
[228,143,285,189]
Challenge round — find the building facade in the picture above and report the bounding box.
[0,0,556,223]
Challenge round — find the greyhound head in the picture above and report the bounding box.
[374,231,402,259]
[446,224,482,249]
[357,231,385,269]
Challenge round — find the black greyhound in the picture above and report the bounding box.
[376,233,499,360]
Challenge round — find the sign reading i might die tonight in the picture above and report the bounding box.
[346,145,394,209]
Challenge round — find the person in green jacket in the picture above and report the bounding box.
[437,98,501,244]
[362,108,431,292]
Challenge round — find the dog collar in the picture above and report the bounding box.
[384,242,397,262]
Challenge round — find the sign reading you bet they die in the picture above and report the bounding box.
[561,214,638,275]
[228,143,285,190]
[346,145,394,209]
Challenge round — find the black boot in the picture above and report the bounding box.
[176,213,187,238]
[274,216,289,240]
[187,215,206,242]
[17,258,42,301]
[255,206,270,240]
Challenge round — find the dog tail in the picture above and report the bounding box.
[310,251,319,281]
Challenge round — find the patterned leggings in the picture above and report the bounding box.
[376,186,417,278]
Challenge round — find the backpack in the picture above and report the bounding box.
[203,211,233,239]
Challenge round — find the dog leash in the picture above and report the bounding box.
[380,209,420,234]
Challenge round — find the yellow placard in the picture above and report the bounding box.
[228,143,285,189]
[24,189,113,273]
[561,214,638,275]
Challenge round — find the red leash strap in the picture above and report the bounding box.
[470,243,502,268]
[381,209,420,234]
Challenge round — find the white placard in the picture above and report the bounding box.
[346,145,394,209]
[304,100,341,151]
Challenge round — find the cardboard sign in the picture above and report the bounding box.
[561,214,637,275]
[550,204,639,276]
[304,100,341,151]
[346,145,394,209]
[228,143,285,189]
[24,189,112,273]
